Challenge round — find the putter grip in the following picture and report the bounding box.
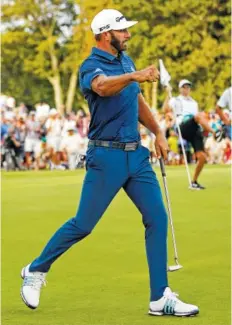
[159,158,166,177]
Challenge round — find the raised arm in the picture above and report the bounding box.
[91,65,159,97]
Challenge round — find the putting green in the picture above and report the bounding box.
[2,165,230,325]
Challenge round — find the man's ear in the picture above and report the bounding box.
[104,31,111,41]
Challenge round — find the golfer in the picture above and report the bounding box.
[163,80,223,189]
[20,9,199,317]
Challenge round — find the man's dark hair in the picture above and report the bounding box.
[95,34,102,41]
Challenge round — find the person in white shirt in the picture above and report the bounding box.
[60,127,85,170]
[0,94,7,109]
[24,111,41,168]
[45,108,63,167]
[140,126,152,150]
[205,136,226,164]
[35,101,50,122]
[6,96,16,109]
[4,109,15,121]
[215,87,231,139]
[61,113,77,137]
[163,79,223,190]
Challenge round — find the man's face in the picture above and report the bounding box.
[180,84,191,97]
[109,29,131,52]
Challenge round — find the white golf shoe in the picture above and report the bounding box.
[149,287,199,317]
[20,264,47,309]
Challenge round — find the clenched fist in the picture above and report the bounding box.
[131,65,160,83]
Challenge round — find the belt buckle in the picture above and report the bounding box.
[124,143,137,151]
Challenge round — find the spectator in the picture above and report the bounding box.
[76,109,89,138]
[60,127,85,170]
[1,112,9,141]
[205,136,225,164]
[62,113,77,136]
[0,94,8,109]
[216,87,231,139]
[140,126,157,163]
[4,106,15,121]
[15,116,27,163]
[167,129,180,165]
[34,138,51,170]
[16,102,28,118]
[45,108,63,169]
[24,111,41,169]
[35,101,50,122]
[3,127,22,170]
[6,96,16,110]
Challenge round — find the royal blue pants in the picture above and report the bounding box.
[30,145,168,301]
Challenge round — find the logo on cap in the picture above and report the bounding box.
[115,15,125,22]
[99,24,110,32]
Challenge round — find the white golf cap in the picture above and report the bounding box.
[179,79,192,88]
[91,9,138,35]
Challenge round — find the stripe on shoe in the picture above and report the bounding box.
[163,299,177,315]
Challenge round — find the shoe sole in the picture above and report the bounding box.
[149,309,199,317]
[20,290,37,310]
[20,267,37,310]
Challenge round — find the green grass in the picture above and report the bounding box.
[2,165,231,325]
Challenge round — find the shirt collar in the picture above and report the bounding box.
[91,47,125,62]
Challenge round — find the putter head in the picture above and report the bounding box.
[168,264,183,272]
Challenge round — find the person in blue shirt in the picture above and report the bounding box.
[20,9,199,317]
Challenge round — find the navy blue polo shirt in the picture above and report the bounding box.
[79,47,141,142]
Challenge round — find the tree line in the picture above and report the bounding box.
[2,0,230,113]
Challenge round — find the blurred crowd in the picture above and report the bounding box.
[0,94,231,171]
[0,94,90,171]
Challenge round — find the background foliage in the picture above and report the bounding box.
[2,0,231,112]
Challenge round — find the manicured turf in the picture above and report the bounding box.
[2,165,231,325]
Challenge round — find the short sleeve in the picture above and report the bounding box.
[79,62,105,92]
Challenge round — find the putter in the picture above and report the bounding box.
[159,59,193,189]
[166,86,192,189]
[159,157,183,272]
